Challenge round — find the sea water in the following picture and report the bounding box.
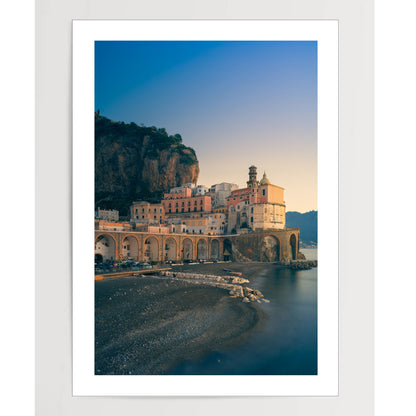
[172,248,318,375]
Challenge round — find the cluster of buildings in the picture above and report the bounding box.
[95,166,287,235]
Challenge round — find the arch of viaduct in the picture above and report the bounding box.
[94,228,301,263]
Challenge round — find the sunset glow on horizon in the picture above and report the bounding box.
[95,41,317,213]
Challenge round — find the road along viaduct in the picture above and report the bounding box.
[94,228,301,264]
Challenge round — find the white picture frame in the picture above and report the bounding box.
[73,19,338,397]
[36,0,373,414]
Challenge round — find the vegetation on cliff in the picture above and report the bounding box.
[95,113,199,215]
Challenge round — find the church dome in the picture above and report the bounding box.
[260,172,270,185]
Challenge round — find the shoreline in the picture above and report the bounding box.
[95,273,262,375]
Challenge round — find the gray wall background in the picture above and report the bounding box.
[36,1,373,415]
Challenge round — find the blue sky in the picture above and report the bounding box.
[95,41,317,212]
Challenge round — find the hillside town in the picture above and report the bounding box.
[95,165,286,237]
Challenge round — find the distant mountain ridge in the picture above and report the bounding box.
[286,211,317,246]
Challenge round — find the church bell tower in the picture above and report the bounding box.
[247,165,259,188]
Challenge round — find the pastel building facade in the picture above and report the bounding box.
[184,216,209,234]
[168,223,187,233]
[207,212,227,235]
[135,224,170,234]
[165,211,226,235]
[96,208,119,222]
[165,213,209,235]
[130,201,165,224]
[213,206,227,214]
[192,185,209,196]
[95,219,132,232]
[208,182,238,208]
[162,187,212,215]
[169,184,193,194]
[227,166,286,233]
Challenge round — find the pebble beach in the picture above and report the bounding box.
[95,267,261,375]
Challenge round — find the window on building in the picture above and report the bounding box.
[200,207,203,211]
[142,208,145,213]
[142,215,144,219]
[154,208,157,213]
[181,208,184,212]
[250,217,253,222]
[176,209,178,213]
[135,209,138,214]
[154,215,156,219]
[251,207,253,213]
[136,215,139,219]
[262,189,265,196]
[169,203,171,207]
[169,209,171,213]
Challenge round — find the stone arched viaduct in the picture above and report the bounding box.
[94,228,300,263]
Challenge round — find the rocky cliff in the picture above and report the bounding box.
[95,113,199,215]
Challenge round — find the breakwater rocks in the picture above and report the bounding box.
[289,260,318,270]
[158,271,267,304]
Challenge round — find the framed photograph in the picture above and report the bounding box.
[37,1,373,415]
[73,20,338,396]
